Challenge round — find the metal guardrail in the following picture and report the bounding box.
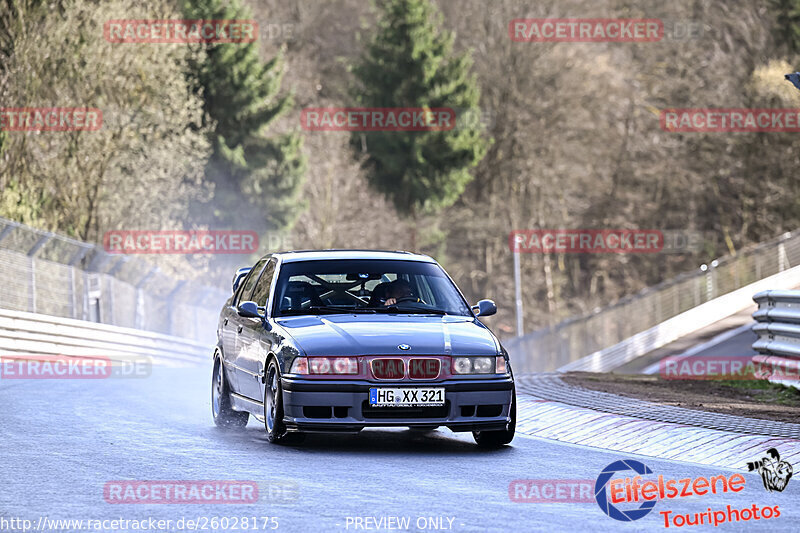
[752,290,800,388]
[560,265,800,373]
[0,217,228,344]
[0,307,210,365]
[506,229,800,373]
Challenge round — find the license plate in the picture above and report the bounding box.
[369,387,445,407]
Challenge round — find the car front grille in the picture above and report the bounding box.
[408,358,441,379]
[369,357,443,380]
[370,358,405,379]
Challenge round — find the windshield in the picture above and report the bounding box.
[272,259,472,317]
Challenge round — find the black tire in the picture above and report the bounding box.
[212,356,249,429]
[473,387,516,448]
[264,359,305,445]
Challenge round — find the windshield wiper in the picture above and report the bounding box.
[280,306,376,316]
[375,305,447,315]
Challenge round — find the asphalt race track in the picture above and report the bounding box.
[1,344,798,533]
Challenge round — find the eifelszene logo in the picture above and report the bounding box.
[594,459,747,522]
[595,459,657,521]
[746,449,793,493]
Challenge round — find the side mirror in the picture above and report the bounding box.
[237,301,262,318]
[472,299,497,317]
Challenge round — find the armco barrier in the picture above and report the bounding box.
[506,229,800,373]
[752,290,800,389]
[0,308,211,365]
[557,265,800,373]
[0,216,229,344]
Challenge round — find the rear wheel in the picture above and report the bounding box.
[473,387,516,447]
[212,356,249,428]
[264,359,305,445]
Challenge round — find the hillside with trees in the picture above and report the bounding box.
[2,0,800,337]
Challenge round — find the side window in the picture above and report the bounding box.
[235,258,267,305]
[251,260,276,307]
[232,279,248,305]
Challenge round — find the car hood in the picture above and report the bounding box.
[275,314,499,357]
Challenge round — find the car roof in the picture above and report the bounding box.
[273,250,437,264]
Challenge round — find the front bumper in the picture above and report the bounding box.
[281,376,514,433]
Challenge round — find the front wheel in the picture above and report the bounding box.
[264,359,305,445]
[473,387,516,448]
[212,356,249,429]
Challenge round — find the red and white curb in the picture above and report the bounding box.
[516,395,800,469]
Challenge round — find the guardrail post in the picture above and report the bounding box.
[67,246,92,320]
[195,288,215,341]
[107,278,114,324]
[165,281,188,336]
[134,267,159,330]
[655,293,663,324]
[755,253,762,280]
[29,258,35,313]
[0,222,17,244]
[779,243,789,271]
[513,251,523,336]
[82,271,89,321]
[701,260,718,302]
[194,306,201,341]
[672,285,679,316]
[69,266,76,318]
[27,234,52,313]
[105,257,131,326]
[86,273,102,322]
[694,275,701,307]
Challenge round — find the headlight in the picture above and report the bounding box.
[472,357,493,373]
[453,357,473,374]
[296,356,358,375]
[452,356,496,374]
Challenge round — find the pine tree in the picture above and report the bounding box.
[351,0,489,219]
[771,0,800,53]
[183,0,306,233]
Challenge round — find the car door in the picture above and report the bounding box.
[221,281,246,359]
[236,258,277,400]
[225,258,267,395]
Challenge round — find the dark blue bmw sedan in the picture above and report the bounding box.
[212,250,515,447]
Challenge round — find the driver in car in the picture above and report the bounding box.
[383,279,420,306]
